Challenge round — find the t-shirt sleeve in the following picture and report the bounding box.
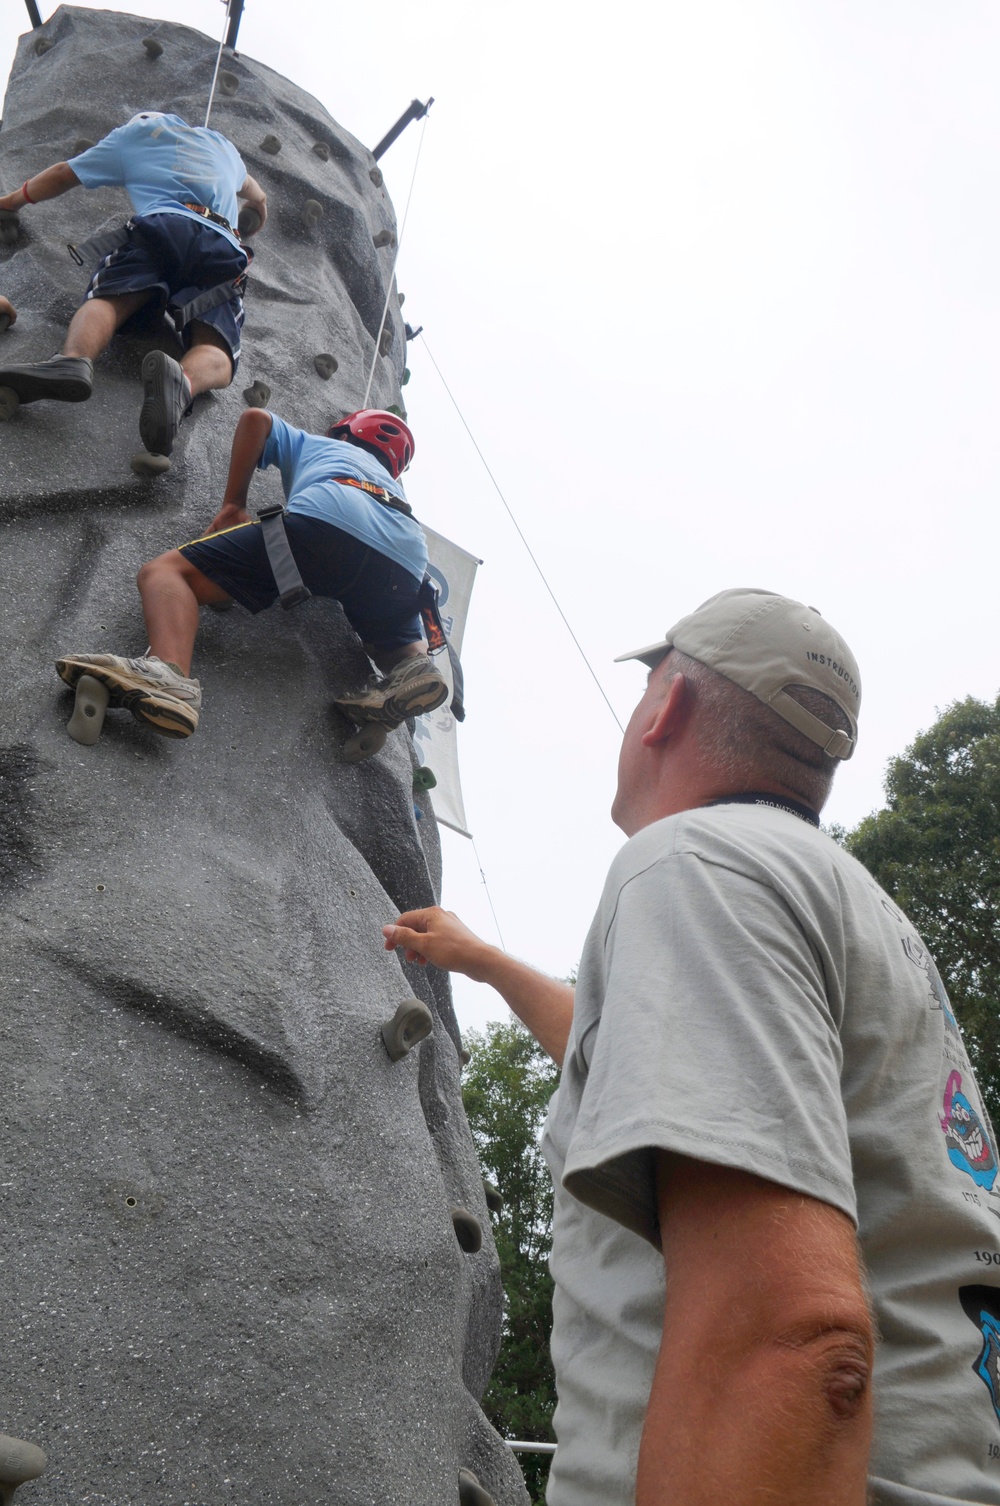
[67,126,128,189]
[561,852,856,1246]
[257,414,304,499]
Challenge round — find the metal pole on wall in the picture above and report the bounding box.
[23,0,44,28]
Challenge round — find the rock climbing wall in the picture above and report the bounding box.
[0,9,527,1504]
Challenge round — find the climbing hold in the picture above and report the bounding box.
[0,314,10,336]
[342,722,387,763]
[313,353,337,380]
[378,327,393,357]
[260,134,281,154]
[369,166,383,187]
[413,765,437,792]
[141,36,163,58]
[33,37,54,55]
[397,291,405,306]
[73,137,95,154]
[458,1046,471,1067]
[413,804,423,821]
[0,1433,47,1505]
[237,205,262,238]
[483,1179,503,1213]
[0,387,20,422]
[372,228,395,249]
[66,673,110,746]
[0,211,21,248]
[401,367,410,386]
[218,70,238,96]
[458,1468,497,1506]
[386,404,407,420]
[312,141,330,161]
[301,198,324,228]
[243,379,271,407]
[451,1207,483,1255]
[130,451,171,478]
[381,998,433,1061]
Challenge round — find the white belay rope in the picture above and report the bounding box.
[204,0,232,128]
[471,837,506,952]
[361,110,430,409]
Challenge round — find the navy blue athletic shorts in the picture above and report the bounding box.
[178,515,425,651]
[85,212,247,372]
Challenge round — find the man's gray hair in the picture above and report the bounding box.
[668,650,852,812]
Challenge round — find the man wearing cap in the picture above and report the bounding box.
[384,589,1000,1506]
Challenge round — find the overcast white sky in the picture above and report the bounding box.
[4,1,999,1035]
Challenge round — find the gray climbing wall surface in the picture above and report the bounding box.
[0,9,528,1504]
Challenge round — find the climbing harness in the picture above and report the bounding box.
[331,475,412,516]
[67,217,253,330]
[254,502,465,719]
[256,503,312,609]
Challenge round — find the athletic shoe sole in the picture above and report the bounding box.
[0,359,92,403]
[139,350,188,456]
[336,673,449,729]
[56,656,198,739]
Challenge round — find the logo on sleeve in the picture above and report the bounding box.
[942,1072,998,1191]
[961,1286,1000,1425]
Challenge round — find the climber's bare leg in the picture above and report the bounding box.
[137,550,231,677]
[182,321,233,399]
[63,290,152,360]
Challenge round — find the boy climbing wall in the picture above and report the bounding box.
[54,406,449,755]
[0,111,266,462]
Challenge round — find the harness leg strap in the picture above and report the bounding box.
[256,505,312,609]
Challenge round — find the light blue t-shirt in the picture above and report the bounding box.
[68,113,246,249]
[258,415,427,584]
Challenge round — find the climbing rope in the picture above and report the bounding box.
[418,337,626,736]
[362,109,431,410]
[471,837,507,952]
[204,0,232,128]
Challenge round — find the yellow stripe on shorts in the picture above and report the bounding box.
[179,519,261,549]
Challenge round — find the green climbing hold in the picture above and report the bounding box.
[483,1179,503,1214]
[413,765,437,792]
[130,451,171,477]
[458,1468,497,1506]
[238,205,262,238]
[243,379,271,407]
[386,404,407,420]
[142,37,163,58]
[0,1433,47,1505]
[401,367,410,386]
[451,1206,483,1254]
[381,998,434,1061]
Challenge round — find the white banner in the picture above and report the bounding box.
[412,527,480,838]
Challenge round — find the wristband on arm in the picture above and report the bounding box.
[21,179,35,205]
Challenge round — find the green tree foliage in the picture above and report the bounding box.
[845,694,1000,1113]
[462,1020,561,1505]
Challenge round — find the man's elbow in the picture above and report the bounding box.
[776,1309,875,1427]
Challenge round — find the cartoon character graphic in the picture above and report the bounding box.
[942,1070,998,1191]
[960,1285,1000,1425]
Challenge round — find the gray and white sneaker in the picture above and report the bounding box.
[55,653,201,739]
[334,653,448,729]
[0,354,93,404]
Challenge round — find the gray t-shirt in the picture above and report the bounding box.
[541,802,1000,1506]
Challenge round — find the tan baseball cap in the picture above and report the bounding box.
[614,588,861,760]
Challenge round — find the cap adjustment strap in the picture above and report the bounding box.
[769,690,855,761]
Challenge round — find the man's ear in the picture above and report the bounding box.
[640,671,688,748]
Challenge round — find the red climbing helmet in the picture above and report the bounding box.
[328,409,415,479]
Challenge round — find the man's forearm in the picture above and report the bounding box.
[0,161,80,214]
[382,907,574,1065]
